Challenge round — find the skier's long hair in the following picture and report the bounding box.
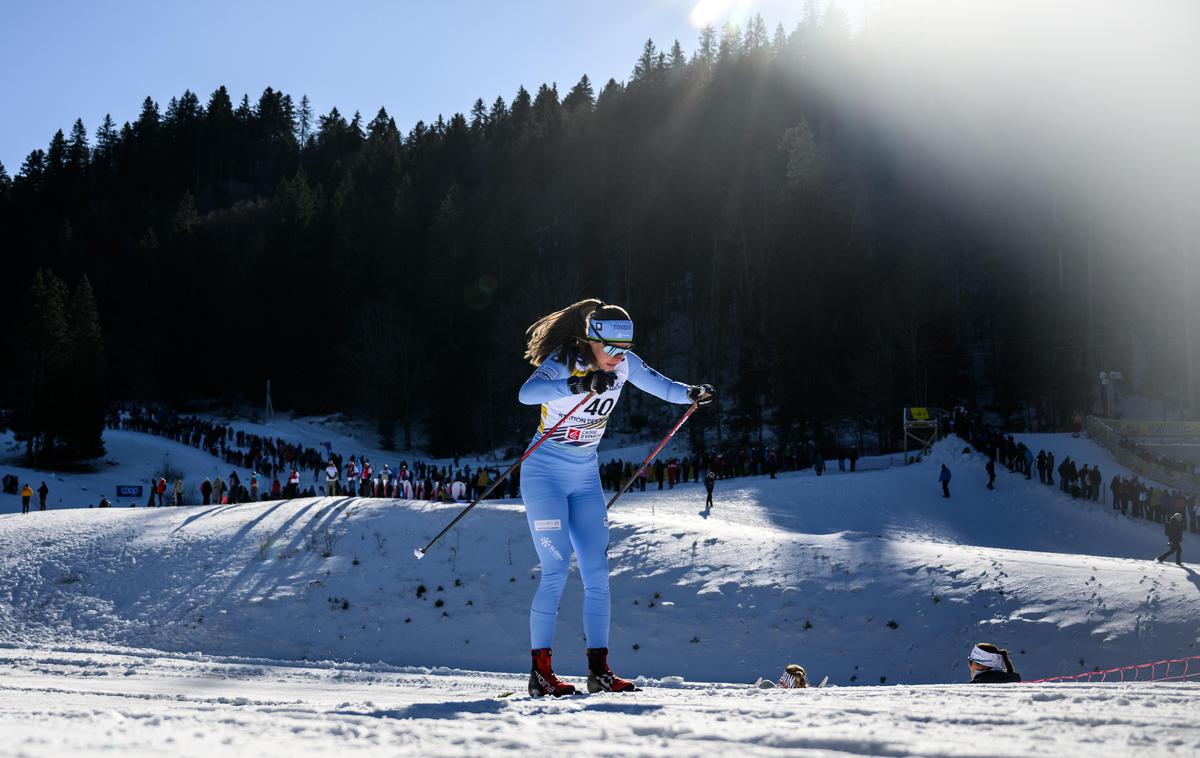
[524,298,631,368]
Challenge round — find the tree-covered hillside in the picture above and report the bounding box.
[1,8,1192,456]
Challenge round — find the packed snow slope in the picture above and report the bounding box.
[1,431,1197,686]
[2,647,1197,758]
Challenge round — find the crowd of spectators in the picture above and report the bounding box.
[104,407,513,507]
[10,407,867,511]
[2,402,873,508]
[598,441,862,493]
[952,407,1200,535]
[7,402,878,511]
[1117,435,1200,479]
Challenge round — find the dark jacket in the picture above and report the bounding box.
[1166,518,1184,543]
[970,669,1022,683]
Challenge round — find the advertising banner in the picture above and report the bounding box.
[1105,419,1200,438]
[1088,417,1200,494]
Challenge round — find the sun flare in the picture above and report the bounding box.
[689,0,744,29]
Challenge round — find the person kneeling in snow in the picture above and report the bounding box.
[778,663,808,688]
[755,663,813,689]
[967,643,1021,683]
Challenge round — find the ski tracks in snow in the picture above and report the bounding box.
[1,646,1198,756]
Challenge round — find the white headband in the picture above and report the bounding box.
[968,646,1007,671]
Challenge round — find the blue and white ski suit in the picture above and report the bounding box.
[519,352,690,649]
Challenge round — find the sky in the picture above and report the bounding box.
[0,0,854,173]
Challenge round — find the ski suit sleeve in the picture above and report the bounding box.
[625,352,691,404]
[518,357,574,405]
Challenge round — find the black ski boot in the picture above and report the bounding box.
[586,647,640,693]
[529,648,576,698]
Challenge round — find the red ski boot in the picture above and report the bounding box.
[586,648,640,693]
[529,648,577,698]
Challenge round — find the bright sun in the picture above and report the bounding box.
[688,0,746,29]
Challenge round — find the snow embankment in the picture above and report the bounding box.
[1,434,1197,686]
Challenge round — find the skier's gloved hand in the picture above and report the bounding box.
[688,384,716,405]
[568,370,618,395]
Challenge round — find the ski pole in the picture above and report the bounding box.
[606,399,703,511]
[413,391,596,559]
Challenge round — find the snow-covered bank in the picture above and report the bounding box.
[0,646,1196,757]
[1,434,1198,686]
[2,429,1200,755]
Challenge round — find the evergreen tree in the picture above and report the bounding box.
[207,87,234,121]
[771,23,787,54]
[297,94,314,144]
[695,25,717,67]
[530,83,561,136]
[317,106,347,143]
[67,118,90,169]
[46,129,68,173]
[510,86,532,129]
[137,227,159,265]
[469,97,488,130]
[276,170,315,227]
[632,39,659,82]
[367,107,395,140]
[597,78,623,108]
[172,191,200,235]
[63,275,106,458]
[563,75,595,113]
[744,13,769,51]
[94,114,118,158]
[17,149,46,189]
[668,40,687,76]
[8,270,71,461]
[256,86,295,143]
[281,93,296,128]
[718,22,742,61]
[488,96,508,124]
[135,96,160,142]
[164,90,203,128]
[234,94,253,122]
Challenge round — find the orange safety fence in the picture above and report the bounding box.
[1025,655,1200,684]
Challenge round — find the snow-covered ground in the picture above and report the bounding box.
[1,646,1196,757]
[1,422,1198,755]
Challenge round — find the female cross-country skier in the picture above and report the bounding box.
[519,298,714,697]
